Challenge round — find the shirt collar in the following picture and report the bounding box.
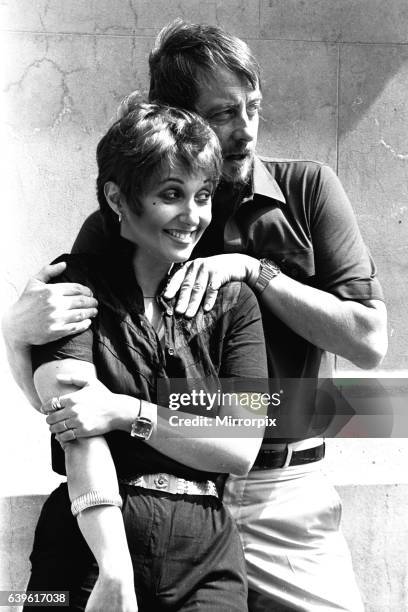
[252,156,286,204]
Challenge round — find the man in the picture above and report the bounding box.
[3,20,387,612]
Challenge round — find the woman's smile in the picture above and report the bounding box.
[163,228,199,244]
[119,162,214,266]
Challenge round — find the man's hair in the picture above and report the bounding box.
[96,98,222,237]
[148,20,261,110]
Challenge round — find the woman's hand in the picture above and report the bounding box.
[44,375,132,442]
[86,571,138,612]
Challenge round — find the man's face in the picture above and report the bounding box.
[195,67,262,184]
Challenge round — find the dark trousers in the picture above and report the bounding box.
[26,483,248,611]
[248,589,296,612]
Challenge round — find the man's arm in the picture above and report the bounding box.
[248,269,387,369]
[34,358,137,612]
[2,262,98,409]
[164,259,387,371]
[163,254,387,370]
[163,164,388,370]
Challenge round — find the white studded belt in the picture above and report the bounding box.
[120,473,218,498]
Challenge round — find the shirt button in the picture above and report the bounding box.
[167,348,174,356]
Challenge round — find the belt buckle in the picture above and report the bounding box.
[154,474,170,491]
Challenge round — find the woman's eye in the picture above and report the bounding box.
[196,191,211,204]
[160,189,180,202]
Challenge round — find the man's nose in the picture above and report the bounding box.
[233,110,255,142]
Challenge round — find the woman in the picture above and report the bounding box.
[28,102,268,611]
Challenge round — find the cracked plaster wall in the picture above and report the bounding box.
[1,2,407,610]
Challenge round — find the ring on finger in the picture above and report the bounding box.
[63,420,69,431]
[70,429,77,440]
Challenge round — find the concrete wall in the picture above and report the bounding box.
[1,2,407,610]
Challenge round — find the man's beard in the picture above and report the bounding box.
[221,151,254,185]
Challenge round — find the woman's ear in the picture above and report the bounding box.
[104,181,124,216]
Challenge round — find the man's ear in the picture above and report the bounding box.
[104,181,124,215]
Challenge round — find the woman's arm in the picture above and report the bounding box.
[48,285,268,476]
[34,358,137,612]
[48,383,265,476]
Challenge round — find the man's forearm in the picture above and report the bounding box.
[2,315,41,409]
[251,266,388,369]
[164,253,387,369]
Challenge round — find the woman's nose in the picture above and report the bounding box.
[179,198,200,225]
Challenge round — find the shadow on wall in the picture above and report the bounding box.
[261,0,408,46]
[338,47,408,139]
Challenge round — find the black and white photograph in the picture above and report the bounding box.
[1,2,407,611]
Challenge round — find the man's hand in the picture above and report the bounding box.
[2,262,98,348]
[164,254,259,317]
[44,374,127,442]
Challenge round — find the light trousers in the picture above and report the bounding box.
[224,461,364,612]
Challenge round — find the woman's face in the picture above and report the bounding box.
[120,162,214,265]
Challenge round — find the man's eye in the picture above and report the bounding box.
[247,103,261,117]
[210,109,234,123]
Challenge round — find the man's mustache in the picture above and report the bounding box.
[223,148,253,158]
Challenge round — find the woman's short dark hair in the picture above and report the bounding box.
[148,20,261,111]
[96,99,222,238]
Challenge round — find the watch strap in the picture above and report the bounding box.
[254,258,280,293]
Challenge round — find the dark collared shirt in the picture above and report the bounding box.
[72,157,384,439]
[32,252,268,478]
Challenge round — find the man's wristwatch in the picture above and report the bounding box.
[130,400,154,441]
[254,258,281,293]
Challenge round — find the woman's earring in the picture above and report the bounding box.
[118,212,122,223]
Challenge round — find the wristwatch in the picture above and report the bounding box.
[130,400,154,441]
[254,258,280,293]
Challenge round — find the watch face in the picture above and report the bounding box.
[261,258,280,273]
[131,417,153,440]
